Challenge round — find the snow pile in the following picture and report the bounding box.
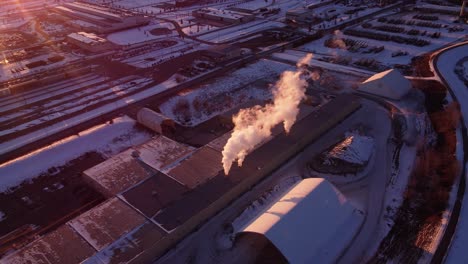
[324,132,374,166]
[0,116,152,192]
[222,54,313,175]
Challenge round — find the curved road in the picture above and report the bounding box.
[431,41,468,263]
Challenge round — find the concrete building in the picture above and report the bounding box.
[83,135,193,197]
[203,44,242,62]
[54,2,150,33]
[67,32,115,52]
[286,8,314,23]
[358,69,411,100]
[192,8,255,24]
[6,95,362,263]
[238,178,365,264]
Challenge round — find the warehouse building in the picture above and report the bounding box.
[67,32,115,52]
[286,8,315,23]
[5,95,362,263]
[192,8,255,24]
[358,69,411,100]
[203,44,242,62]
[83,135,193,197]
[54,2,150,33]
[238,178,365,264]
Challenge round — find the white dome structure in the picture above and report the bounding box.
[237,178,364,264]
[358,69,411,100]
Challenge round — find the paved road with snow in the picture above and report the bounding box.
[433,41,468,264]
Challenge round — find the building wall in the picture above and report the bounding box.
[66,35,114,52]
[192,10,254,24]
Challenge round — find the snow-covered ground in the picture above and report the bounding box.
[323,132,374,166]
[121,39,197,68]
[298,11,467,68]
[437,43,468,264]
[107,22,175,45]
[159,58,292,126]
[0,71,199,156]
[272,49,374,77]
[198,20,285,43]
[0,76,152,139]
[0,116,152,192]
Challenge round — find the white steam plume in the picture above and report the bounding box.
[222,54,313,175]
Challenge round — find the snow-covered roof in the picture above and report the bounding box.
[325,133,374,166]
[239,178,364,264]
[358,69,411,100]
[68,32,108,45]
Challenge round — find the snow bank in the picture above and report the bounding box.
[0,116,152,192]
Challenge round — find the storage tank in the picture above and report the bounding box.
[137,108,175,135]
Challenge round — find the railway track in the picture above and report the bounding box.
[0,75,152,143]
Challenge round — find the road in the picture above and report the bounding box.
[336,100,393,263]
[430,41,468,264]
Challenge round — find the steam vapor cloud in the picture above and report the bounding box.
[222,54,313,175]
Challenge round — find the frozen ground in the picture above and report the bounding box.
[0,116,152,192]
[159,59,293,126]
[323,131,374,166]
[271,49,373,77]
[198,20,285,43]
[298,11,467,68]
[0,76,152,140]
[437,43,468,264]
[107,22,175,45]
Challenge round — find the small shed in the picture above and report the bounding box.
[137,108,175,135]
[358,69,411,100]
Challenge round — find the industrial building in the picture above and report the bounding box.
[286,8,315,23]
[358,69,411,100]
[53,2,150,33]
[203,44,242,62]
[192,8,255,24]
[3,95,361,263]
[83,135,193,197]
[239,178,365,264]
[67,32,115,52]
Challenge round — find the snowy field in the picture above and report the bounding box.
[0,116,152,192]
[122,39,197,68]
[0,76,152,139]
[107,22,175,45]
[438,43,468,264]
[159,59,293,126]
[299,11,467,69]
[198,20,285,43]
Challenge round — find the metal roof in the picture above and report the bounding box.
[239,178,365,264]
